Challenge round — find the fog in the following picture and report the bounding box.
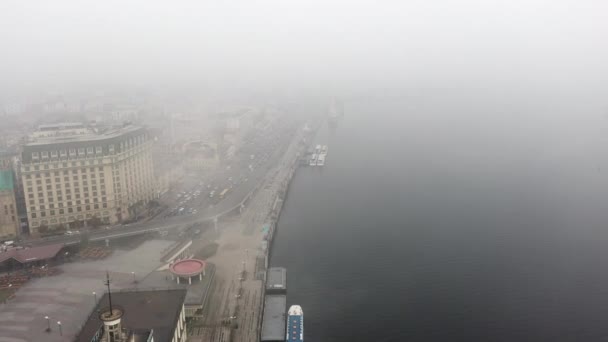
[2,0,607,98]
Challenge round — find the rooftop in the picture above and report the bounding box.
[260,295,286,341]
[170,258,206,277]
[266,267,287,292]
[0,243,65,265]
[76,289,187,342]
[25,124,144,147]
[0,170,14,191]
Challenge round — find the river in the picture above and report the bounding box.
[270,94,608,341]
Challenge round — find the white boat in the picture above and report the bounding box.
[286,305,304,342]
[321,145,328,153]
[315,145,322,154]
[317,154,326,166]
[309,154,318,166]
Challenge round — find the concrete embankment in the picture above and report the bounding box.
[255,120,320,341]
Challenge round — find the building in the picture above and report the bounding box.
[260,295,287,342]
[75,289,188,342]
[0,152,19,239]
[20,123,156,235]
[266,267,287,295]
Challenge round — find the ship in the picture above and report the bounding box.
[317,154,325,166]
[309,154,318,166]
[328,98,344,124]
[286,305,304,342]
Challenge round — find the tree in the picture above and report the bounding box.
[88,216,102,229]
[37,224,49,234]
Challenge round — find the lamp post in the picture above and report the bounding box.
[57,321,62,336]
[93,291,97,304]
[45,316,51,332]
[131,271,137,283]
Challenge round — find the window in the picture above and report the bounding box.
[51,151,58,158]
[87,147,94,155]
[41,151,48,159]
[60,150,67,157]
[68,208,73,213]
[109,144,115,153]
[31,213,37,218]
[32,152,39,159]
[95,146,102,154]
[78,148,85,156]
[69,148,76,157]
[59,209,64,214]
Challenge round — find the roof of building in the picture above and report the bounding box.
[261,295,286,341]
[0,170,13,190]
[25,124,145,147]
[0,244,65,264]
[266,267,287,292]
[76,289,187,342]
[169,258,206,277]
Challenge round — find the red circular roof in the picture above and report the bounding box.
[170,259,206,277]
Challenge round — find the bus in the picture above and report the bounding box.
[219,188,230,200]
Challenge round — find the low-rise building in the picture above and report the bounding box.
[76,289,188,342]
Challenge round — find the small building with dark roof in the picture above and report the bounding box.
[266,267,287,294]
[75,289,188,342]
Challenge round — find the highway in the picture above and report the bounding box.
[27,116,307,247]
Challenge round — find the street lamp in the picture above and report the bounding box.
[45,316,51,332]
[131,271,137,283]
[93,291,97,304]
[57,321,62,336]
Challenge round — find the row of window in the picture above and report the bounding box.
[29,135,147,161]
[24,160,108,172]
[32,146,108,160]
[30,203,109,218]
[31,211,112,227]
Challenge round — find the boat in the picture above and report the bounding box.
[328,98,344,123]
[321,145,328,153]
[317,154,325,166]
[309,154,318,166]
[286,305,304,342]
[315,145,322,154]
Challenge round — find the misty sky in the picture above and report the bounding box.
[1,0,607,95]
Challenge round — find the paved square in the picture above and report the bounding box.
[0,239,173,342]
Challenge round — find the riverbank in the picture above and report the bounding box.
[186,119,318,342]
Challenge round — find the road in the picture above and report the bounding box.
[28,117,307,247]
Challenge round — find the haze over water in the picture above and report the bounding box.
[271,93,608,341]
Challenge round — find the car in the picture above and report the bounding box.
[65,231,74,236]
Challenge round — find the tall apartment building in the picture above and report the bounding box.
[21,124,156,235]
[0,152,19,239]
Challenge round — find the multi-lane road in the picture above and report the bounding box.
[28,117,306,247]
